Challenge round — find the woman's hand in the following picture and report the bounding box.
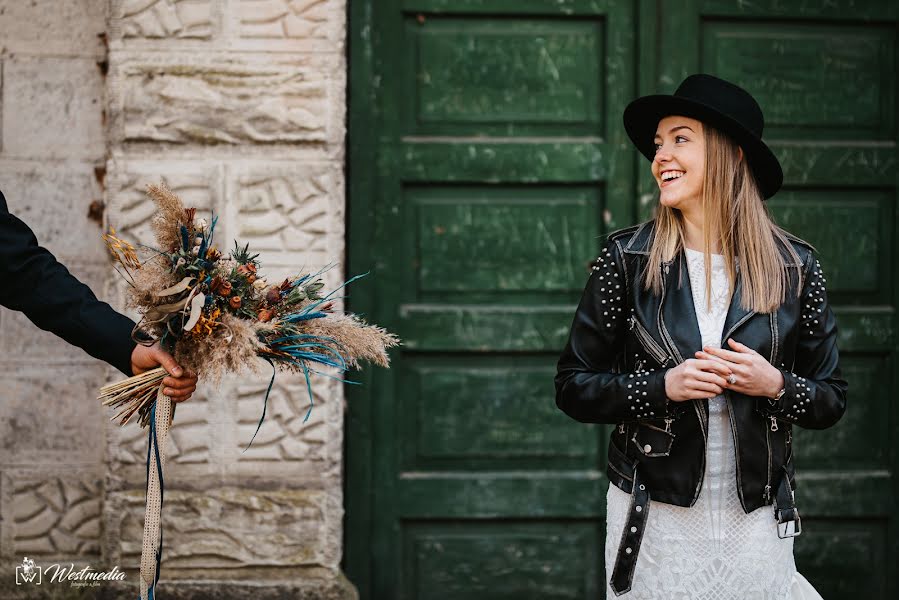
[664,358,733,401]
[695,338,784,399]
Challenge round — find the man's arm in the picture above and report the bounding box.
[0,190,137,376]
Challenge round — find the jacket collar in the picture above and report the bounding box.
[661,250,757,360]
[624,219,761,352]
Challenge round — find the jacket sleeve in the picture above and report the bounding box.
[0,191,137,376]
[768,252,847,429]
[554,238,671,424]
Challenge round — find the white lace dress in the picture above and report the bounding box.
[605,248,821,599]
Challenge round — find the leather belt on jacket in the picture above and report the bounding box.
[610,468,650,595]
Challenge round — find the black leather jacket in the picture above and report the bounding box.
[555,220,847,514]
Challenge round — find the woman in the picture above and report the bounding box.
[554,74,847,598]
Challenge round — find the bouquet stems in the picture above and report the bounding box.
[98,368,168,427]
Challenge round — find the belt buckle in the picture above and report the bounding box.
[776,509,802,539]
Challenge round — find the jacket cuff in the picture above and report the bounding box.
[626,368,671,420]
[763,368,811,422]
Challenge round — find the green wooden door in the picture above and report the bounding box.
[347,1,637,598]
[348,1,898,598]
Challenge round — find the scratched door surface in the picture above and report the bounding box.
[348,1,898,599]
[347,1,638,598]
[642,2,898,598]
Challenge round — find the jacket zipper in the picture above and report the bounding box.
[658,260,707,506]
[764,418,773,504]
[629,314,670,366]
[763,313,779,504]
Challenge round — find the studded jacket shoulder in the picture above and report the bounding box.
[554,219,847,512]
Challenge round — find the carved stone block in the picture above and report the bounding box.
[107,487,341,570]
[234,374,337,462]
[105,165,218,249]
[118,0,214,39]
[233,168,333,266]
[239,0,332,40]
[8,474,102,558]
[111,55,330,145]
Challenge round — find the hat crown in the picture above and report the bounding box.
[673,74,764,137]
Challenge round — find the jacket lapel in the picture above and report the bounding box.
[720,264,756,345]
[660,252,703,362]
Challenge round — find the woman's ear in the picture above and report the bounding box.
[738,147,744,162]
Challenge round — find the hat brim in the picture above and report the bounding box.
[623,94,783,199]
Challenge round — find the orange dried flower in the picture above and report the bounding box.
[230,295,242,309]
[237,264,257,278]
[257,308,275,322]
[210,278,232,297]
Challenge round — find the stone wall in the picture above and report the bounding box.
[0,1,352,598]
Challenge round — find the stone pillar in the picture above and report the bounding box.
[1,0,352,595]
[101,0,353,597]
[0,0,111,593]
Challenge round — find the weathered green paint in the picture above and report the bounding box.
[793,357,889,467]
[397,142,608,183]
[408,18,603,133]
[396,475,605,518]
[348,1,899,598]
[768,191,890,297]
[402,357,598,466]
[397,306,575,351]
[413,186,598,293]
[793,519,887,597]
[701,0,897,20]
[403,521,601,600]
[703,22,895,135]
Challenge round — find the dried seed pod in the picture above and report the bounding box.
[215,279,232,297]
[266,287,282,305]
[257,308,275,322]
[229,295,242,309]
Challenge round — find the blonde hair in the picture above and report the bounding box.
[642,122,802,313]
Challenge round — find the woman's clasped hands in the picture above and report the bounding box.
[664,338,784,401]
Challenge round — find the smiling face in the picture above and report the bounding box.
[652,115,705,213]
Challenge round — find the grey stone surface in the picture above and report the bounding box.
[0,0,107,58]
[1,56,106,160]
[0,0,352,596]
[0,164,107,263]
[0,367,107,467]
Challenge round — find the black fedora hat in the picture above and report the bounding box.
[623,73,783,199]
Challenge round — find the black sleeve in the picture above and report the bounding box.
[768,251,848,429]
[554,238,671,424]
[0,190,137,376]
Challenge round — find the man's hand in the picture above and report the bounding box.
[695,338,784,399]
[130,342,198,402]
